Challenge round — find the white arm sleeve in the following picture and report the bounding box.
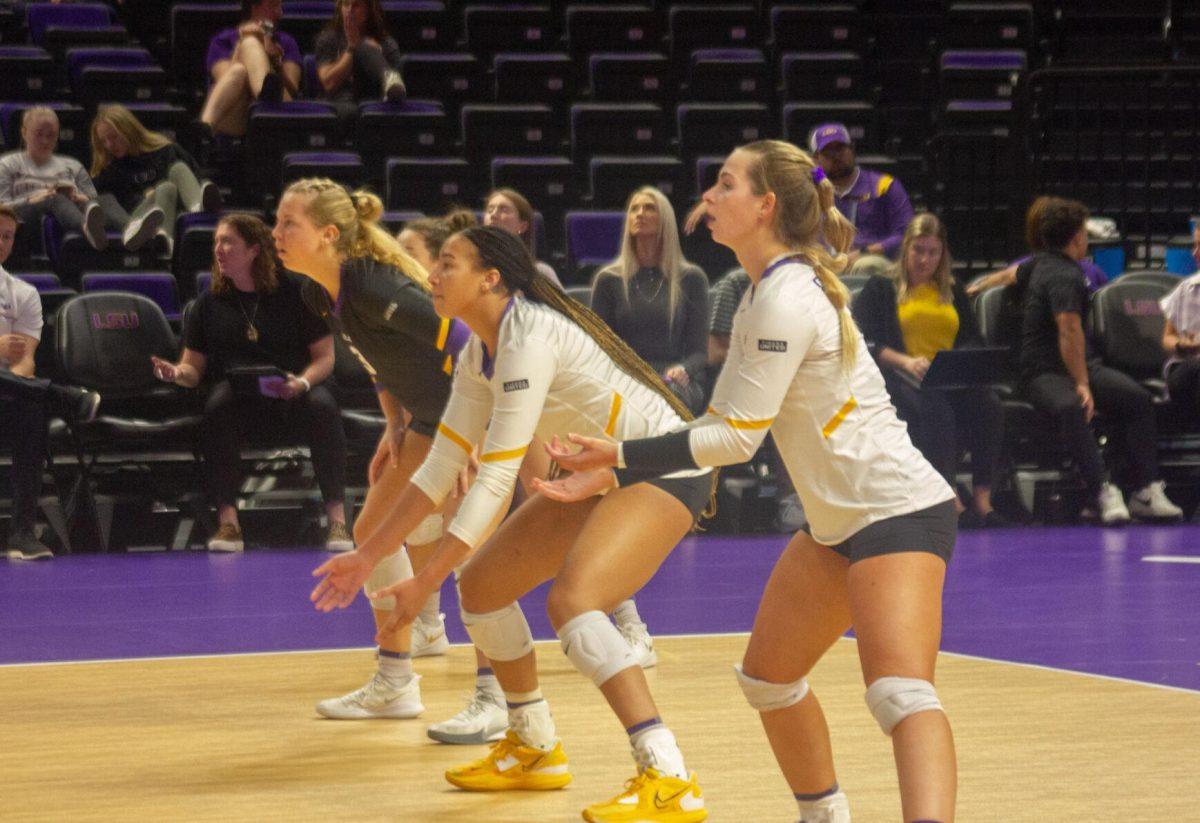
[688,297,817,467]
[446,337,557,548]
[409,362,493,507]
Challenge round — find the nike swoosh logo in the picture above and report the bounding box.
[654,787,692,809]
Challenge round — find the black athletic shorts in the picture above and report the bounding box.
[410,417,438,438]
[805,499,957,564]
[640,471,715,520]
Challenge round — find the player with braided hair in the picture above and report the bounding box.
[312,225,715,822]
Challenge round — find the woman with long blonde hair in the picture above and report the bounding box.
[853,212,1007,527]
[592,186,710,415]
[90,104,221,245]
[545,140,960,822]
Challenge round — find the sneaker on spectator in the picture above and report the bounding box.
[427,688,508,744]
[122,207,164,251]
[382,69,406,103]
[412,612,449,657]
[1082,482,1130,526]
[619,620,657,668]
[199,180,222,213]
[207,523,244,552]
[316,672,423,719]
[82,202,107,250]
[325,521,354,552]
[1129,480,1183,521]
[6,528,53,561]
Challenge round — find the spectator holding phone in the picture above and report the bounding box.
[151,213,349,552]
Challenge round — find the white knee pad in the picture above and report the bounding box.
[408,513,443,545]
[462,602,533,662]
[865,676,943,736]
[557,610,638,688]
[364,548,413,610]
[734,665,810,712]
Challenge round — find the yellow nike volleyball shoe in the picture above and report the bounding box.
[444,730,572,791]
[582,767,707,822]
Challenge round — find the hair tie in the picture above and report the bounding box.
[811,167,826,186]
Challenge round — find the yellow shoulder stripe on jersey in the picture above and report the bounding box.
[706,405,718,416]
[724,416,774,430]
[876,175,894,198]
[821,397,858,438]
[442,354,453,375]
[604,392,623,436]
[481,444,529,463]
[435,317,451,350]
[437,422,473,455]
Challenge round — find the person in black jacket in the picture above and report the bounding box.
[90,105,221,248]
[853,213,1006,526]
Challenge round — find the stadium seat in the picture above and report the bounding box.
[939,50,1026,101]
[280,1,332,53]
[769,4,870,55]
[463,5,558,58]
[172,213,220,295]
[245,103,343,194]
[398,53,487,112]
[386,157,478,211]
[1090,278,1173,397]
[16,273,61,292]
[565,210,624,273]
[944,2,1035,50]
[566,5,663,70]
[381,1,455,52]
[780,51,868,102]
[491,157,577,250]
[281,152,366,189]
[588,52,672,102]
[589,156,685,209]
[685,48,768,102]
[940,100,1013,131]
[677,103,770,159]
[461,104,562,162]
[0,103,88,163]
[42,215,165,288]
[570,103,669,161]
[170,3,241,93]
[667,4,759,67]
[354,101,451,178]
[694,155,723,197]
[66,47,169,109]
[494,53,575,114]
[81,272,182,323]
[27,2,126,57]
[0,47,58,101]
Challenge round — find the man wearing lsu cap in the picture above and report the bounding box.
[810,122,914,277]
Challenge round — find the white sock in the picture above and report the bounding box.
[795,785,851,822]
[476,667,503,700]
[630,722,687,780]
[377,650,412,685]
[419,589,441,626]
[509,699,556,751]
[612,598,643,628]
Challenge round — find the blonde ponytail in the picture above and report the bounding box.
[742,140,861,369]
[284,178,431,291]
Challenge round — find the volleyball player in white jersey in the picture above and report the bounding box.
[541,140,959,823]
[311,225,713,822]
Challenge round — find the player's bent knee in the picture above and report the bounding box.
[363,549,413,611]
[734,665,810,712]
[462,602,533,662]
[408,513,443,546]
[557,610,638,688]
[865,676,943,736]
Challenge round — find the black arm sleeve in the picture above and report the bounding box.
[616,429,701,483]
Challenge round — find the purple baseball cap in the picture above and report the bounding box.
[809,122,852,153]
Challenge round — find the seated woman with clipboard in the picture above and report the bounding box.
[151,213,350,552]
[853,213,1008,527]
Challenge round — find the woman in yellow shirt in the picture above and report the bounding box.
[853,213,1008,527]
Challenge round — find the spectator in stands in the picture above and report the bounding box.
[89,105,221,252]
[1018,196,1181,524]
[315,0,406,121]
[706,266,749,368]
[0,107,162,260]
[591,186,709,414]
[853,213,1007,527]
[1,204,100,560]
[397,208,477,275]
[482,188,562,288]
[200,0,302,138]
[151,214,349,552]
[810,122,914,278]
[1159,221,1200,411]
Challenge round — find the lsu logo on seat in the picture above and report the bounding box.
[91,311,140,330]
[758,339,787,352]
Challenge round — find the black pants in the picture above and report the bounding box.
[1167,358,1200,411]
[886,373,1004,488]
[13,193,128,261]
[0,372,51,534]
[199,380,348,509]
[327,43,394,122]
[1024,362,1158,496]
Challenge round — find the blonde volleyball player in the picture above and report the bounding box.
[312,225,713,822]
[274,179,512,742]
[540,141,959,823]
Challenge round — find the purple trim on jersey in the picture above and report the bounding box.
[760,254,806,282]
[443,319,471,357]
[480,298,515,379]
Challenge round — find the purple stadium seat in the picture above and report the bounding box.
[380,2,454,52]
[494,53,575,113]
[397,53,486,112]
[280,1,333,53]
[566,6,662,68]
[939,50,1027,101]
[769,4,869,54]
[66,47,168,108]
[355,101,451,170]
[940,100,1013,130]
[16,273,62,292]
[686,48,768,101]
[464,5,557,58]
[780,51,868,102]
[589,157,685,209]
[588,52,671,102]
[381,210,426,234]
[0,46,57,101]
[173,213,221,292]
[170,3,240,90]
[386,157,478,211]
[695,155,724,197]
[570,103,669,160]
[81,272,181,322]
[195,271,212,296]
[677,102,771,158]
[491,157,576,250]
[246,103,342,193]
[282,152,366,188]
[26,2,113,45]
[565,211,624,271]
[461,104,562,162]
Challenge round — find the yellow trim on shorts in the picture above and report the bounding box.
[481,444,529,463]
[437,423,473,455]
[724,416,774,430]
[821,397,858,438]
[604,392,623,436]
[435,318,450,350]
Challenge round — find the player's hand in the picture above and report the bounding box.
[531,467,616,503]
[453,449,480,498]
[275,374,308,400]
[663,364,689,386]
[371,577,431,640]
[543,433,619,473]
[369,422,405,484]
[1075,383,1095,423]
[310,550,373,612]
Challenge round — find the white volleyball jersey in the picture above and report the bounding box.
[410,297,708,549]
[688,258,952,545]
